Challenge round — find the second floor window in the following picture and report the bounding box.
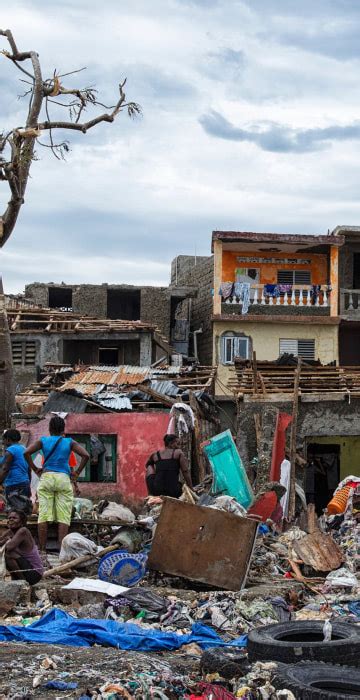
[221,334,249,364]
[277,270,311,285]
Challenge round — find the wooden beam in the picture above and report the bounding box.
[289,357,301,520]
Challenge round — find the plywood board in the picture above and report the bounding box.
[148,498,258,590]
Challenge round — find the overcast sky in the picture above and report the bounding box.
[2,0,360,293]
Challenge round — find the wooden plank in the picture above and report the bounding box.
[289,358,301,520]
[293,532,344,572]
[189,391,207,482]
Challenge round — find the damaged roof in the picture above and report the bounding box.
[7,307,158,334]
[15,364,217,415]
[211,230,345,253]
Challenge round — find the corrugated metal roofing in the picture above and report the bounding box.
[95,393,132,410]
[150,380,181,397]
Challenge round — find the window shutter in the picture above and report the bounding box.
[11,341,23,366]
[294,270,311,284]
[279,339,298,356]
[277,270,311,284]
[297,339,315,360]
[277,270,294,284]
[25,341,36,366]
[279,338,315,360]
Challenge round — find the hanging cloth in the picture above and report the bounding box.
[234,282,250,314]
[264,284,280,298]
[278,284,292,294]
[310,285,321,303]
[219,282,234,301]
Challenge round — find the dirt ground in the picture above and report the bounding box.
[0,642,201,699]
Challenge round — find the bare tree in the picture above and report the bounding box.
[0,29,141,247]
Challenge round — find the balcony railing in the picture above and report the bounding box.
[221,284,329,308]
[340,288,360,315]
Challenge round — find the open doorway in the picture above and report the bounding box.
[306,443,340,515]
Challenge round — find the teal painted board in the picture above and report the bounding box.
[203,430,254,509]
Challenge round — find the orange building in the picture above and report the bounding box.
[211,231,343,397]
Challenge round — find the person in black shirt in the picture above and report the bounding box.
[145,434,192,498]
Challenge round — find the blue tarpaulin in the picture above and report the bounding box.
[0,608,248,650]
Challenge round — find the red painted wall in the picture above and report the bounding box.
[16,412,170,503]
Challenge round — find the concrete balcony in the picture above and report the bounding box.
[220,284,330,316]
[340,288,360,318]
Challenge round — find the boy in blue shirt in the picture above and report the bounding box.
[0,430,32,513]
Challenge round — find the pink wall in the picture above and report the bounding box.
[17,412,170,503]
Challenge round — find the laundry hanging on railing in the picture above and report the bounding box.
[310,285,321,303]
[233,282,251,314]
[219,282,234,301]
[264,284,280,298]
[278,284,292,294]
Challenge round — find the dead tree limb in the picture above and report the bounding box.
[0,29,141,246]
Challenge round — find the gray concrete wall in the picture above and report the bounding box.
[171,255,213,364]
[25,283,173,341]
[140,288,170,339]
[72,285,107,317]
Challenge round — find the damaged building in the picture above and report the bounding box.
[7,306,173,392]
[24,277,198,359]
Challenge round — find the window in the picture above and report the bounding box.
[277,270,311,285]
[48,286,73,311]
[98,348,119,365]
[11,340,36,366]
[221,334,249,364]
[68,433,117,483]
[279,338,315,360]
[107,289,140,320]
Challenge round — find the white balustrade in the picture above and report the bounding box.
[220,285,330,309]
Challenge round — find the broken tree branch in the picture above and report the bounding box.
[0,30,140,246]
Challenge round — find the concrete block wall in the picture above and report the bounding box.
[25,283,173,341]
[140,287,170,339]
[72,285,107,317]
[171,255,213,365]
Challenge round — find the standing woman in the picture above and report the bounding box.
[24,415,89,554]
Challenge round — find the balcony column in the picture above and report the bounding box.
[213,239,222,315]
[330,245,339,317]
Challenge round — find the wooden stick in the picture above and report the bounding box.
[189,390,207,482]
[252,350,258,394]
[43,544,118,578]
[289,358,301,519]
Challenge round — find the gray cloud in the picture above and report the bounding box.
[201,47,245,82]
[242,0,360,60]
[199,110,360,153]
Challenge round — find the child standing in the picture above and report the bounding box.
[0,430,32,513]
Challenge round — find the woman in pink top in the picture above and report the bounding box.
[0,510,43,584]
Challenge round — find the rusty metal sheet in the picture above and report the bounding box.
[148,498,258,591]
[293,532,344,572]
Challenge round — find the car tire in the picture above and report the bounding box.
[200,647,249,679]
[247,621,360,666]
[273,661,360,699]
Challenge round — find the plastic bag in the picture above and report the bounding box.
[72,498,93,519]
[99,502,135,524]
[59,533,102,564]
[122,587,169,620]
[324,567,358,591]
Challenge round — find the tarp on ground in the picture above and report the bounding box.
[0,608,248,650]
